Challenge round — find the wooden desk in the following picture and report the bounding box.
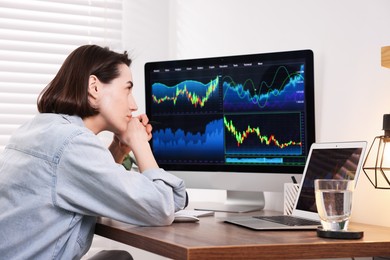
[95,211,390,260]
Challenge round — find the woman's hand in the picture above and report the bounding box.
[136,114,153,142]
[109,114,152,164]
[109,135,131,164]
[113,114,158,172]
[121,115,151,149]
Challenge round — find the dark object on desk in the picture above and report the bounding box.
[317,228,364,239]
[225,215,320,230]
[88,250,133,260]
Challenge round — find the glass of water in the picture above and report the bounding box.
[314,179,354,231]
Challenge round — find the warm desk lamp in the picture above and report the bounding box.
[363,114,390,189]
[362,46,390,189]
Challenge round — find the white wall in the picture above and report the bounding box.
[93,0,390,258]
[124,0,390,227]
[122,0,172,114]
[164,0,390,227]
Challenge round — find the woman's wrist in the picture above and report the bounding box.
[109,137,131,164]
[131,142,159,172]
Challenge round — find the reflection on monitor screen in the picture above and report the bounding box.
[145,50,315,212]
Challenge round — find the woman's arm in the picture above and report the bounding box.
[115,115,159,172]
[108,135,131,164]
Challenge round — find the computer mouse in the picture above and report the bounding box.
[173,215,200,223]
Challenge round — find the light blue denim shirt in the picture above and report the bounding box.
[0,114,187,260]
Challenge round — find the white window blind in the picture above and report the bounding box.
[0,0,123,151]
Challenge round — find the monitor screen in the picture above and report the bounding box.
[145,50,315,175]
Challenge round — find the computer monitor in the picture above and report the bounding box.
[144,49,315,212]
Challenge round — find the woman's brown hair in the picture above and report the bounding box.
[37,45,131,118]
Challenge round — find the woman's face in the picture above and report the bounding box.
[97,64,138,134]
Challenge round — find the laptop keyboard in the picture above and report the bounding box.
[253,215,320,226]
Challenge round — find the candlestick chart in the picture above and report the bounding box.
[223,64,305,112]
[224,113,302,156]
[151,76,221,115]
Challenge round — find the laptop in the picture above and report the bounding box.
[224,141,367,230]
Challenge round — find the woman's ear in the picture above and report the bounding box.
[88,75,100,107]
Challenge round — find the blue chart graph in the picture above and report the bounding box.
[152,117,224,163]
[223,64,305,112]
[151,76,221,115]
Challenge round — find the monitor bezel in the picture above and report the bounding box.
[144,49,315,175]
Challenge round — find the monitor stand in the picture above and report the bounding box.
[194,190,265,213]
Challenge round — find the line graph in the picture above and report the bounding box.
[224,113,302,155]
[151,76,221,114]
[223,64,305,112]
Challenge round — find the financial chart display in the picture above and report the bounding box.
[145,50,315,174]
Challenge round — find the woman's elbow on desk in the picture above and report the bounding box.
[148,201,176,226]
[136,207,175,227]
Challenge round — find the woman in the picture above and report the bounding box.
[0,45,187,259]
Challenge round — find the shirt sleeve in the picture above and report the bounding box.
[53,131,187,226]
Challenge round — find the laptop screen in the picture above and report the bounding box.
[295,147,364,213]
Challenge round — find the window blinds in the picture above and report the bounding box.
[0,0,123,151]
